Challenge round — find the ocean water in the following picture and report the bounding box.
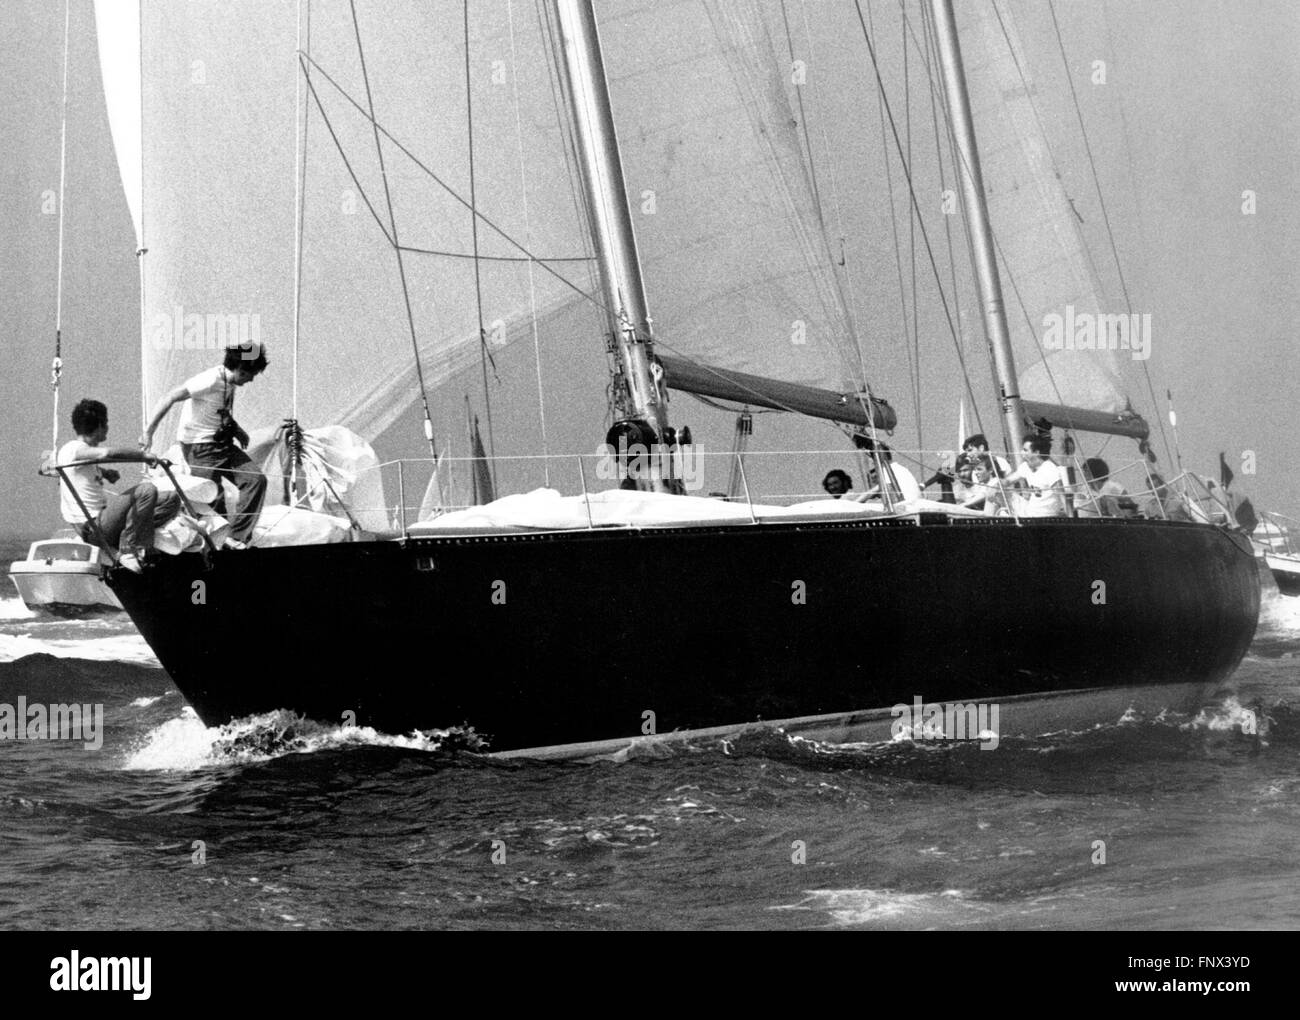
[2,536,1299,931]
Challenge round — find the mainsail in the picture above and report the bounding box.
[950,1,1133,416]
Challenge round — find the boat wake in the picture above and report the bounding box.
[0,596,36,621]
[716,691,1288,776]
[1178,695,1271,735]
[1257,588,1300,639]
[123,707,488,771]
[773,888,978,927]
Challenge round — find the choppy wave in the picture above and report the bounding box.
[0,596,37,621]
[123,708,487,771]
[0,632,158,667]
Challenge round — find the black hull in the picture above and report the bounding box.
[108,515,1260,753]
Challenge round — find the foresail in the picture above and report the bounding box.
[94,0,142,246]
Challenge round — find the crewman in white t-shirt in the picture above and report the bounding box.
[141,346,269,548]
[56,398,179,573]
[1006,435,1067,517]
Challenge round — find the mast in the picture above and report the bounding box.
[553,0,671,482]
[929,0,1028,456]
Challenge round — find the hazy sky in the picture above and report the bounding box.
[3,0,1298,537]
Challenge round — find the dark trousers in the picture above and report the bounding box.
[82,483,181,556]
[181,442,268,544]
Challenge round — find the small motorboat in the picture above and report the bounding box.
[1265,552,1300,597]
[7,530,122,615]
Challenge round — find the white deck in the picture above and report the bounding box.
[407,487,987,536]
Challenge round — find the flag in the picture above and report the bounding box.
[1219,451,1234,491]
[417,442,451,522]
[469,413,495,506]
[1234,496,1258,534]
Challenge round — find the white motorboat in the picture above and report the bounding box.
[7,530,122,615]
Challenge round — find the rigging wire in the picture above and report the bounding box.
[51,0,71,456]
[1045,0,1174,469]
[909,3,1003,442]
[136,5,148,433]
[305,17,839,441]
[988,1,1113,313]
[947,0,1142,448]
[866,2,918,438]
[855,0,980,449]
[298,49,604,314]
[463,0,499,487]
[980,1,1111,435]
[291,0,311,475]
[904,0,1159,455]
[896,0,1078,439]
[396,246,589,263]
[299,67,392,240]
[507,0,551,485]
[778,0,873,398]
[537,0,623,428]
[797,0,871,386]
[917,0,986,443]
[348,0,437,455]
[899,2,923,452]
[779,1,825,226]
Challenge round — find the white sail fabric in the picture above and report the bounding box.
[955,1,1127,413]
[93,0,142,245]
[113,0,591,446]
[603,0,862,391]
[92,0,868,472]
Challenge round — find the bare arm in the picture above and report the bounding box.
[139,385,191,449]
[72,444,166,468]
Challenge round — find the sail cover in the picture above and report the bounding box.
[93,0,869,469]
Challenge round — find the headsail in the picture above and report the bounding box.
[94,0,142,245]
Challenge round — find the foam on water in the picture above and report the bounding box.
[1260,589,1300,633]
[123,707,486,771]
[775,888,977,926]
[1181,695,1268,735]
[0,632,158,666]
[0,597,36,621]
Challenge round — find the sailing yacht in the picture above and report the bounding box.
[84,0,1257,754]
